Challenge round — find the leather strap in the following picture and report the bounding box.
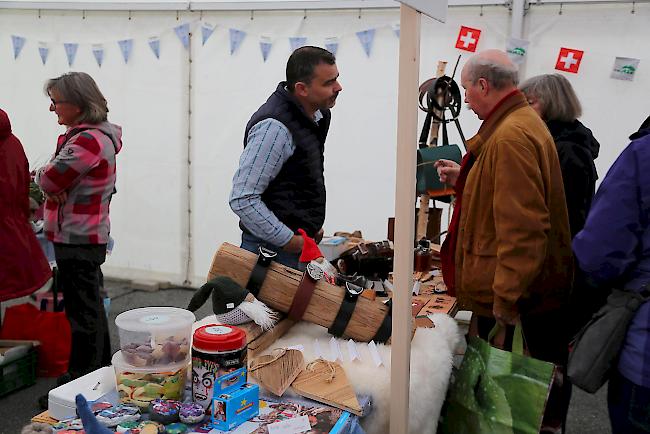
[288,271,318,321]
[372,300,392,343]
[328,282,362,337]
[245,246,277,297]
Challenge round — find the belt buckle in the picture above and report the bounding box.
[258,246,278,265]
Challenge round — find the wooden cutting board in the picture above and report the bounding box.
[291,359,363,416]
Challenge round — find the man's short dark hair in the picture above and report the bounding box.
[286,46,336,92]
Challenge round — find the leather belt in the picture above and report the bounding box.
[245,246,277,297]
[288,262,323,321]
[328,282,364,337]
[372,299,392,343]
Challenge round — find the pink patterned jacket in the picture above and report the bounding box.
[36,122,122,244]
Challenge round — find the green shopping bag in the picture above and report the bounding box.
[439,325,555,434]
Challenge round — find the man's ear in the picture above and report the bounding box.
[478,78,488,94]
[293,81,308,97]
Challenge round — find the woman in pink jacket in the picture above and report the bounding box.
[35,72,122,386]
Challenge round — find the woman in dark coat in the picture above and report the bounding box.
[520,73,600,239]
[0,108,51,303]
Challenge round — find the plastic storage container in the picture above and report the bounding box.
[112,350,188,410]
[115,307,195,367]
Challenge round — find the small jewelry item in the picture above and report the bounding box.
[148,398,180,424]
[179,402,205,424]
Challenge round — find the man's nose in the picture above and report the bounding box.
[334,81,342,93]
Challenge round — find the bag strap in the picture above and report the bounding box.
[488,323,525,355]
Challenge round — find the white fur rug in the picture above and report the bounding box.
[251,315,460,434]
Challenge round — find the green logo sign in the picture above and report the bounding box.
[620,65,636,74]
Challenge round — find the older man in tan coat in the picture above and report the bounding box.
[436,49,573,432]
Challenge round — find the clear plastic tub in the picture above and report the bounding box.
[112,350,188,409]
[115,307,195,367]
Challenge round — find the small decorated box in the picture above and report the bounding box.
[211,383,259,431]
[215,367,247,395]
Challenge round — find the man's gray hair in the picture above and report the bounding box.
[519,73,582,122]
[464,56,519,89]
[44,72,108,124]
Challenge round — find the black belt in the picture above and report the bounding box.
[328,282,364,337]
[372,299,392,343]
[245,246,277,297]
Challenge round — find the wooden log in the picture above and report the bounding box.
[208,243,391,342]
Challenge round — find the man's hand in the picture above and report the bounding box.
[491,305,520,349]
[46,191,67,205]
[283,234,304,254]
[434,159,461,186]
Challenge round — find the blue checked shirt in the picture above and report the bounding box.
[230,112,323,247]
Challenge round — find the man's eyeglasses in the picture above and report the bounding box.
[50,98,69,107]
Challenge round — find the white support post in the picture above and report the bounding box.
[390,4,420,434]
[510,0,525,39]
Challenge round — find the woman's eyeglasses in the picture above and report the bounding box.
[50,98,69,107]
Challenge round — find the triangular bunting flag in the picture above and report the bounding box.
[174,23,190,50]
[324,37,339,57]
[260,36,272,62]
[118,39,133,64]
[201,22,216,46]
[92,44,104,67]
[289,36,307,52]
[148,37,161,59]
[38,42,49,65]
[356,29,375,57]
[64,42,78,67]
[392,24,400,39]
[11,35,26,59]
[229,28,246,55]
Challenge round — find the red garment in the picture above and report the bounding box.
[0,109,51,302]
[441,152,475,295]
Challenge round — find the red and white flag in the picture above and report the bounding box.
[455,26,481,52]
[555,47,584,73]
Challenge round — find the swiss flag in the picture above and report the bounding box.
[555,47,584,73]
[455,26,481,52]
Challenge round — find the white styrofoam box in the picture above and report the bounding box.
[48,366,118,421]
[318,236,350,261]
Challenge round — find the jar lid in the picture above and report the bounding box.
[115,307,195,332]
[192,324,246,352]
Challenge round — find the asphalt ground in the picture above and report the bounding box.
[0,280,611,434]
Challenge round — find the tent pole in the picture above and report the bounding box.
[390,4,420,433]
[183,27,194,286]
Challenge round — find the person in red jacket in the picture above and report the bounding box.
[0,108,51,303]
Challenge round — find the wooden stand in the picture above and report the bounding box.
[416,61,448,241]
[208,243,391,342]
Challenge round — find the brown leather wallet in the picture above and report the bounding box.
[288,263,324,321]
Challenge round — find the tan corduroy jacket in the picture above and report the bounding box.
[455,91,573,318]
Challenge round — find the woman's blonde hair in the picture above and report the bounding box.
[44,72,108,124]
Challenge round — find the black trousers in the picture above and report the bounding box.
[53,243,111,378]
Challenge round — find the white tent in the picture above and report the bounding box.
[1,0,648,283]
[2,1,648,430]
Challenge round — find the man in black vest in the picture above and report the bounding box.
[230,46,342,268]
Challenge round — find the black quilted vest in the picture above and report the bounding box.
[242,82,330,238]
